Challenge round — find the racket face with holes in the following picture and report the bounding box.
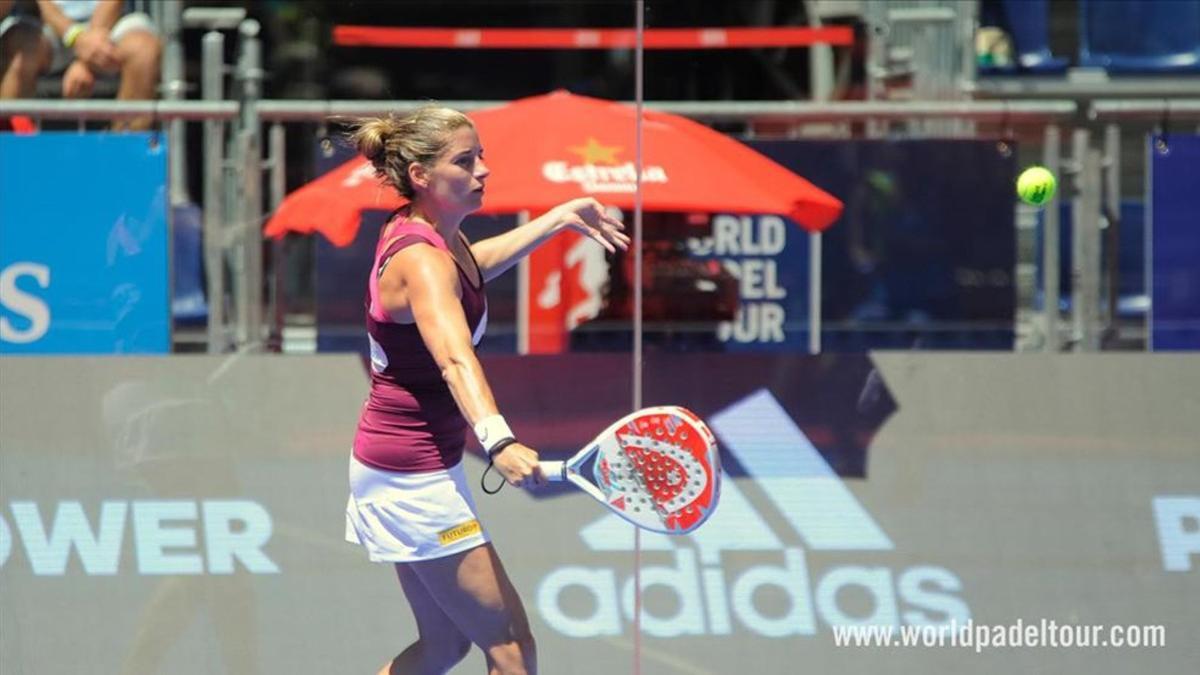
[572,406,720,535]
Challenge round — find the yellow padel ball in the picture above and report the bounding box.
[1017,166,1057,206]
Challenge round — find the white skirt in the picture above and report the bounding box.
[345,455,490,563]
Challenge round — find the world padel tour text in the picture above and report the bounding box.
[689,215,790,344]
[832,619,1168,650]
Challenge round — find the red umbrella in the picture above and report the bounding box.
[264,90,842,246]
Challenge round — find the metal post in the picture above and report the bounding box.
[161,1,187,205]
[268,122,287,350]
[808,231,822,354]
[1103,123,1121,341]
[1082,147,1103,351]
[1071,130,1102,351]
[1070,128,1087,350]
[804,1,833,102]
[238,20,263,132]
[224,122,244,345]
[863,0,888,137]
[238,128,263,349]
[959,0,978,98]
[202,31,226,353]
[269,123,286,210]
[1084,145,1099,348]
[237,18,264,349]
[1042,124,1061,351]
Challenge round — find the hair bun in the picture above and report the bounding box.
[352,117,396,163]
[342,106,473,200]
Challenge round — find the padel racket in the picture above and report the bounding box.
[540,406,720,535]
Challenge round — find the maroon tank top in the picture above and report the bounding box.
[352,214,488,473]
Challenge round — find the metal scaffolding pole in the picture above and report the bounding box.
[267,122,288,349]
[1070,129,1102,352]
[161,1,188,206]
[202,30,227,353]
[1042,124,1062,351]
[235,18,264,350]
[256,99,1079,124]
[1103,123,1121,339]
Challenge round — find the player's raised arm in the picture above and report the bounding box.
[469,197,630,282]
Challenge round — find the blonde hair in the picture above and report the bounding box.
[346,106,474,199]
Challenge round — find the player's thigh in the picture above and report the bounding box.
[407,543,532,648]
[393,561,470,646]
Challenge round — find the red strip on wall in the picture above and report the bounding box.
[333,26,854,50]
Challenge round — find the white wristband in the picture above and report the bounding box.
[473,414,514,451]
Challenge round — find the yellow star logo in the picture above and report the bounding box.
[568,137,623,164]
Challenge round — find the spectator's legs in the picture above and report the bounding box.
[113,29,161,130]
[0,23,51,99]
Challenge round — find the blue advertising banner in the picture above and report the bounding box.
[0,133,169,354]
[1149,134,1200,350]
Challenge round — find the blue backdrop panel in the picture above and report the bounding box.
[1150,134,1200,350]
[0,133,169,353]
[751,139,1016,351]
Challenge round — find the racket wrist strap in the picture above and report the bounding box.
[480,438,518,496]
[474,415,515,454]
[481,460,505,494]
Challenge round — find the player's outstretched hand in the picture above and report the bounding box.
[552,198,631,254]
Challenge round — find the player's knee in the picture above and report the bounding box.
[118,32,161,75]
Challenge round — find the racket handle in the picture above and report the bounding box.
[539,460,566,481]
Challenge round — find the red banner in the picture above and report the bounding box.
[333,25,854,50]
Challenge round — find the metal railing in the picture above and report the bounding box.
[0,99,237,121]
